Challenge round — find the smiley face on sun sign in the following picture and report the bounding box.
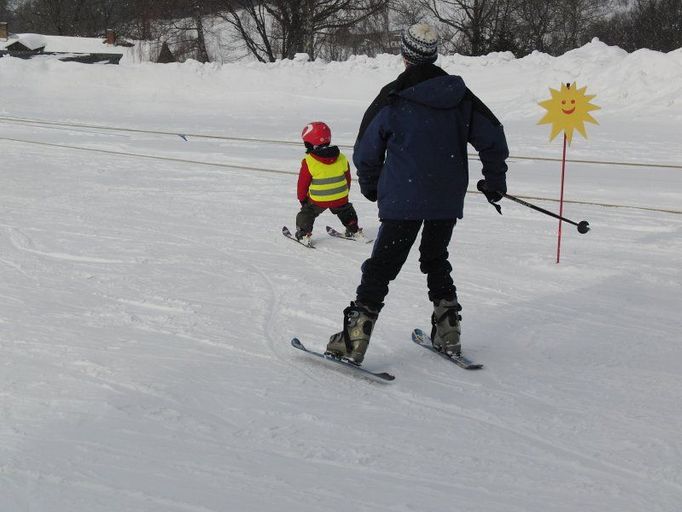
[538,82,600,144]
[561,98,576,115]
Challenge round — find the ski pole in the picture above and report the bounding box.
[504,193,590,234]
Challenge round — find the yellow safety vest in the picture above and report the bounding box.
[306,153,349,203]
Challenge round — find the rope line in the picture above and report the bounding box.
[0,136,293,175]
[2,136,679,216]
[507,154,682,170]
[2,116,681,170]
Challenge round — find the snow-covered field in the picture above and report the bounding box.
[1,41,681,511]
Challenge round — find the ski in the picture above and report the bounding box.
[291,338,395,381]
[326,226,373,244]
[282,226,315,248]
[412,328,483,370]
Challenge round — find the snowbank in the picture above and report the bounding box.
[1,40,680,122]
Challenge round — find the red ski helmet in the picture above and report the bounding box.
[301,122,331,147]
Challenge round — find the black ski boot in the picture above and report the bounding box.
[431,298,462,356]
[295,228,312,247]
[326,301,379,364]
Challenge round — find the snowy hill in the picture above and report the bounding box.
[1,41,681,511]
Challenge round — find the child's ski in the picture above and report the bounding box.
[325,226,373,244]
[291,338,395,381]
[282,226,315,248]
[412,328,483,370]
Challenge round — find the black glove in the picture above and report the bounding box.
[300,198,308,207]
[477,180,504,202]
[363,190,377,202]
[477,180,504,215]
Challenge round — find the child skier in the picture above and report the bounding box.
[294,121,363,246]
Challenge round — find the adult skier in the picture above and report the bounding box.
[326,23,509,364]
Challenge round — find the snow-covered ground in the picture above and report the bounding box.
[1,41,681,511]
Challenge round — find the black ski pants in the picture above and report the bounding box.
[356,219,457,311]
[296,202,358,235]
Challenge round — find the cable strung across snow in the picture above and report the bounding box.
[2,135,679,216]
[1,116,681,171]
[0,136,294,176]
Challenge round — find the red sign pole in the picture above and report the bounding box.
[557,132,568,264]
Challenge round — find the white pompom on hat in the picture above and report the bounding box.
[400,23,439,65]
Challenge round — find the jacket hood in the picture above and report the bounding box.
[396,75,467,110]
[309,144,340,164]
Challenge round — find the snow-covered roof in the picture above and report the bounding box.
[0,33,124,54]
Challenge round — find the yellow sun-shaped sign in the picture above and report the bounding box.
[538,82,600,144]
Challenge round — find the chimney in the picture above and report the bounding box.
[0,22,8,41]
[105,29,116,46]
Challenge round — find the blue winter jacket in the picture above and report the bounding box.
[353,64,509,220]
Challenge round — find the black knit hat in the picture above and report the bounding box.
[401,23,438,65]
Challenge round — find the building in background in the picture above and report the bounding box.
[0,23,130,64]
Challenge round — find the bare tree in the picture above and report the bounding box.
[592,0,682,52]
[125,0,164,40]
[13,0,83,35]
[120,0,219,62]
[192,2,210,62]
[301,0,390,58]
[391,0,428,26]
[217,0,389,62]
[419,0,615,56]
[10,0,678,62]
[629,0,682,51]
[317,6,393,59]
[553,0,611,51]
[486,0,517,52]
[418,0,505,55]
[1,0,10,21]
[509,0,559,54]
[12,0,135,36]
[215,1,278,62]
